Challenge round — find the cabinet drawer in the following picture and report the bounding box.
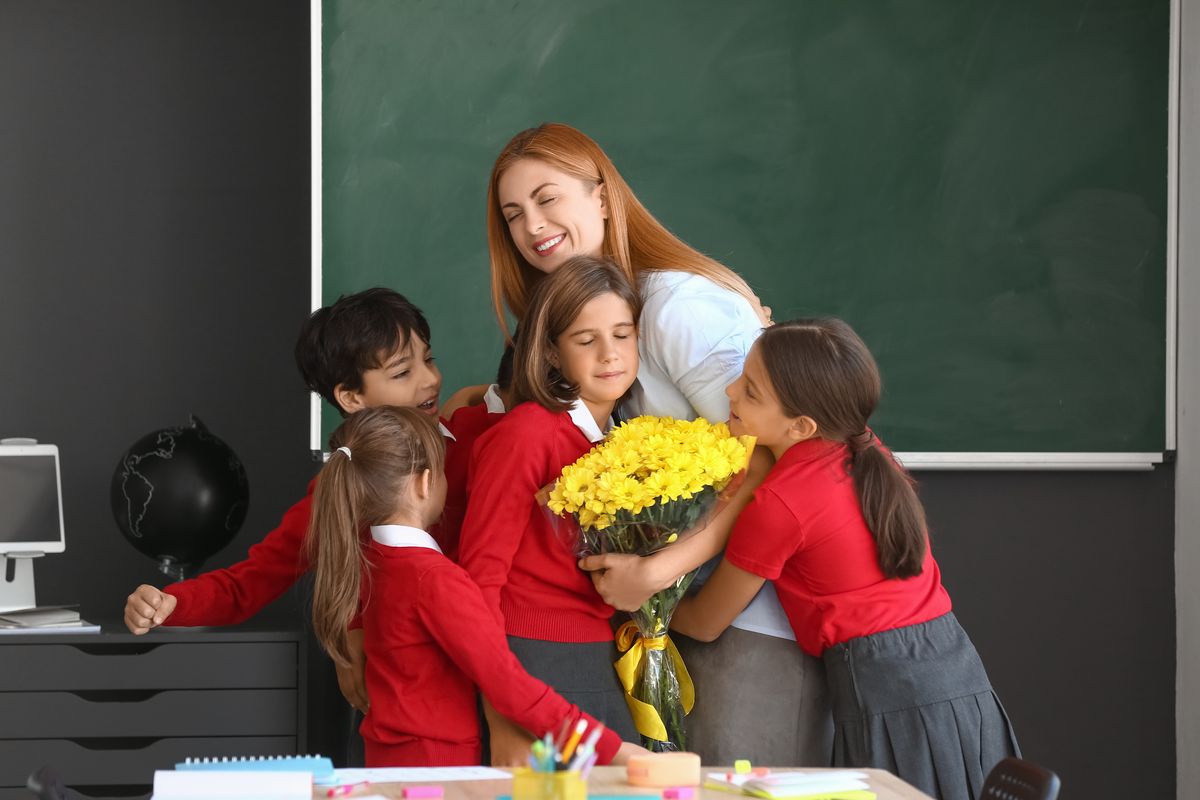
[1,789,148,800]
[0,690,296,738]
[0,642,296,690]
[0,737,296,786]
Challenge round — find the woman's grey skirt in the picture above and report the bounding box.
[675,627,834,766]
[507,635,638,741]
[822,612,1020,800]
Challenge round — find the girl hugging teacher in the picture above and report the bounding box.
[480,122,834,767]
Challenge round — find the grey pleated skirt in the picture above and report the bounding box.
[822,612,1019,800]
[507,635,639,741]
[675,627,834,766]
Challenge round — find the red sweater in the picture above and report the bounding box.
[440,403,505,562]
[458,402,614,643]
[164,479,315,626]
[724,437,952,657]
[361,534,621,767]
[164,424,472,627]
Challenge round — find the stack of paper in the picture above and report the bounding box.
[0,606,99,633]
[152,770,311,800]
[706,770,875,800]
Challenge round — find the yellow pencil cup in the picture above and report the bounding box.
[511,768,587,800]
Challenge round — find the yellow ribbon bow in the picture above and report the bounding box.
[613,620,695,742]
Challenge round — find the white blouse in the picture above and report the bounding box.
[621,269,795,641]
[623,270,762,423]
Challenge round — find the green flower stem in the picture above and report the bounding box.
[576,489,720,751]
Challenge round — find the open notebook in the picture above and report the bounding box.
[705,770,876,800]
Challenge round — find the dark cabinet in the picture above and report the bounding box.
[0,627,304,799]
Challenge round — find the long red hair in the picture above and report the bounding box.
[486,123,760,332]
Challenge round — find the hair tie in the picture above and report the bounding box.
[337,446,352,461]
[847,429,875,454]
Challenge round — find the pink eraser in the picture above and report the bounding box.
[663,788,695,800]
[403,787,443,798]
[751,768,770,777]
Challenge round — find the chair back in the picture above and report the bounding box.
[981,757,1061,800]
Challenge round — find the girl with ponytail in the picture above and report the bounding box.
[670,318,1019,800]
[308,405,633,767]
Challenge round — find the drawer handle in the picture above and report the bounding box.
[71,690,163,703]
[69,785,153,800]
[71,643,162,656]
[60,737,165,751]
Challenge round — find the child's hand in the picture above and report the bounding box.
[335,627,370,714]
[578,553,663,611]
[613,740,652,764]
[483,702,535,767]
[123,585,177,634]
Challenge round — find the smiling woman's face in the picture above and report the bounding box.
[497,158,608,274]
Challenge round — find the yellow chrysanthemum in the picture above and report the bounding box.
[547,415,755,530]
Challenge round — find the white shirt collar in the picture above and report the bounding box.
[483,384,506,414]
[438,421,456,441]
[370,524,443,552]
[566,398,612,443]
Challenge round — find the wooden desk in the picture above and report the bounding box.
[325,766,934,800]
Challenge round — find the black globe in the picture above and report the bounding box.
[110,416,249,578]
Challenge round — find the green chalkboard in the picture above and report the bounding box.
[322,0,1168,453]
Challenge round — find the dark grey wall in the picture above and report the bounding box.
[0,1,313,616]
[919,467,1176,798]
[0,2,1176,796]
[0,0,346,761]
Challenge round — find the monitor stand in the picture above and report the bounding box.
[0,553,42,613]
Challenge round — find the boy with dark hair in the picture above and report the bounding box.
[122,287,443,713]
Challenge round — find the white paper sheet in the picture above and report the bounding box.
[151,769,311,800]
[332,766,511,784]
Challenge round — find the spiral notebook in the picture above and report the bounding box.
[153,755,337,799]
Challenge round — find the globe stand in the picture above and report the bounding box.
[156,556,195,582]
[0,553,42,614]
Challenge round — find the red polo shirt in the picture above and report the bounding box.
[724,437,951,657]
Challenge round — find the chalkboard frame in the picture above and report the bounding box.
[308,0,1179,470]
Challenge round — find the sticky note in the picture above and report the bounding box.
[663,788,695,799]
[734,760,752,774]
[403,787,443,798]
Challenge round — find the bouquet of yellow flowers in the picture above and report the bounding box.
[546,416,754,751]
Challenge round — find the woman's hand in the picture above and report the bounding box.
[752,295,774,327]
[442,384,489,418]
[335,627,370,714]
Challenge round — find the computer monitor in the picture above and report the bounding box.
[0,442,66,611]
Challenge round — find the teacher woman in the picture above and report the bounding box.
[481,122,833,766]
